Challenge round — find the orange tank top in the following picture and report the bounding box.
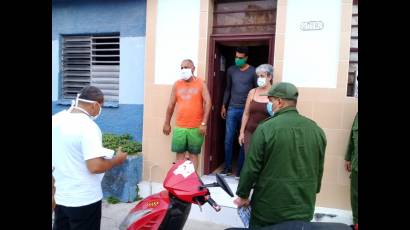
[175,77,204,128]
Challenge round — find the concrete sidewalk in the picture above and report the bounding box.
[101,200,232,230]
[52,201,233,230]
[53,199,352,229]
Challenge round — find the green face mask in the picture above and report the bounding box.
[235,58,247,67]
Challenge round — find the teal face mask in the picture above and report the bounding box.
[266,102,274,117]
[235,58,247,67]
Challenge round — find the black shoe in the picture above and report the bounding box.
[220,168,232,176]
[235,171,241,178]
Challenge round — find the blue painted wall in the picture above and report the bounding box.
[119,37,145,104]
[52,0,146,40]
[52,103,144,143]
[52,0,146,143]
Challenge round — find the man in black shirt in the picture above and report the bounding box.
[220,47,257,176]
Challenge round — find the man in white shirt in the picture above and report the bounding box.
[52,86,127,230]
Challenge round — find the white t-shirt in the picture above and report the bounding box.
[52,110,114,207]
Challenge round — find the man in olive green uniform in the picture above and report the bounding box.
[345,113,358,226]
[234,82,327,228]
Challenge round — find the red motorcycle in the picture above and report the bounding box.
[119,159,234,230]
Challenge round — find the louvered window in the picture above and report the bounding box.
[347,1,358,97]
[61,34,120,105]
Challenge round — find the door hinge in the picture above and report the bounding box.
[214,53,216,59]
[210,155,213,161]
[213,72,216,77]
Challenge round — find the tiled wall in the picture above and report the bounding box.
[274,0,357,210]
[142,0,213,182]
[317,0,357,210]
[142,0,173,182]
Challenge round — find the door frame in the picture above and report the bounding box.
[203,33,275,174]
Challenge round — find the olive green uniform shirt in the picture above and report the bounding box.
[345,112,358,224]
[345,113,358,172]
[236,107,327,227]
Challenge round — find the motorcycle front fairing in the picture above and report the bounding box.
[163,160,209,204]
[120,160,209,230]
[120,190,170,230]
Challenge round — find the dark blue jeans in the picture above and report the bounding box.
[224,107,245,174]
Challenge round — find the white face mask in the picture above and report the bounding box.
[257,77,267,87]
[68,94,102,120]
[90,102,102,120]
[180,68,192,80]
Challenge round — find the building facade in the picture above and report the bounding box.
[142,0,358,211]
[52,0,358,214]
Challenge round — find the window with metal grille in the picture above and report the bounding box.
[347,1,358,97]
[212,0,276,35]
[61,34,120,105]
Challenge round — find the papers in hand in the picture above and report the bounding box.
[237,205,251,228]
[102,147,115,159]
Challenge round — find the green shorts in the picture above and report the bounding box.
[171,127,204,154]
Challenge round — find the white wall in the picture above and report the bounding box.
[52,40,60,101]
[282,0,342,88]
[154,0,200,85]
[119,36,146,104]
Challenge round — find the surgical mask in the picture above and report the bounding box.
[180,68,192,80]
[68,94,102,120]
[235,58,246,67]
[266,102,275,117]
[257,77,267,87]
[91,103,102,120]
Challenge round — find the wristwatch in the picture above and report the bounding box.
[201,122,206,126]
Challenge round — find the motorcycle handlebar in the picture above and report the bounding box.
[207,197,221,212]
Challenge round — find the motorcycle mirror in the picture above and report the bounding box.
[216,173,234,197]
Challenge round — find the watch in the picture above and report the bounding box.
[201,122,206,126]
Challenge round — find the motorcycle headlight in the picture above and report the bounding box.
[119,209,152,230]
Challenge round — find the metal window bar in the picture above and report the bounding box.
[346,1,358,97]
[62,34,120,102]
[353,69,358,98]
[61,36,91,99]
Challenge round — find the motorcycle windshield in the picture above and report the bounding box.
[163,160,204,196]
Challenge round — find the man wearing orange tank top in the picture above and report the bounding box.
[163,59,211,171]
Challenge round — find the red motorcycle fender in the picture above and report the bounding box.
[125,190,170,230]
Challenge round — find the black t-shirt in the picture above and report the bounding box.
[223,65,257,108]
